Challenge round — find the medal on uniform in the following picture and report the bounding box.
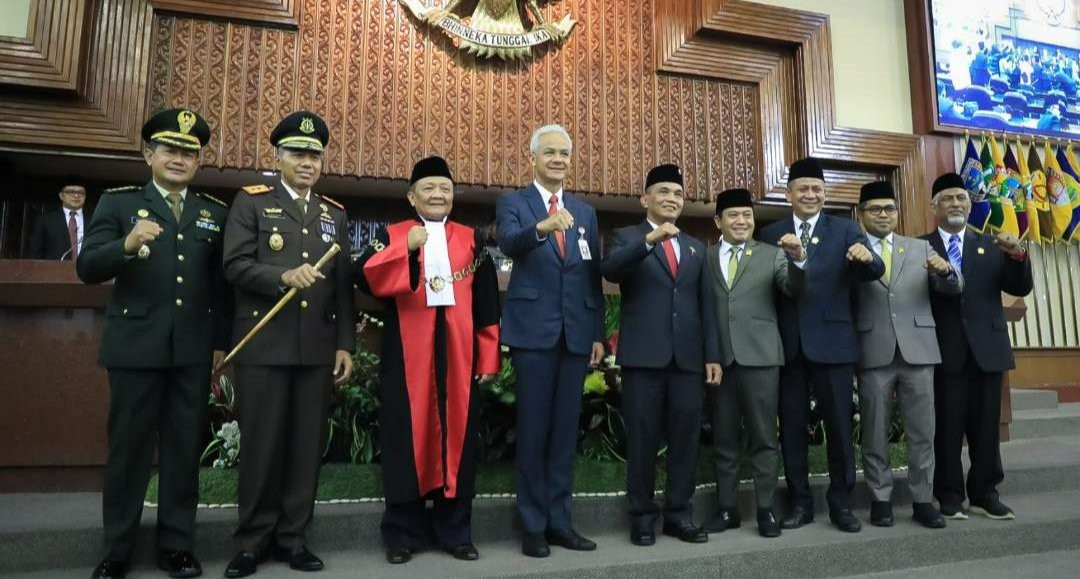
[322,233,333,243]
[269,232,284,251]
[320,217,336,237]
[199,209,211,218]
[137,245,151,259]
[137,209,149,219]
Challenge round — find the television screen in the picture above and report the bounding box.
[929,0,1080,139]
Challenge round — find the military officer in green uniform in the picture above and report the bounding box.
[222,111,355,578]
[77,108,230,579]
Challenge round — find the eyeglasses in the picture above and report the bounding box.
[862,206,898,216]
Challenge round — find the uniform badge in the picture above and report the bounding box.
[200,209,211,218]
[322,233,333,243]
[137,209,149,218]
[320,203,329,213]
[300,117,316,134]
[262,207,285,219]
[269,232,285,251]
[178,110,197,135]
[137,245,151,259]
[320,219,336,237]
[811,237,820,244]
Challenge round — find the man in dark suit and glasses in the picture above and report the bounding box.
[920,173,1032,522]
[759,157,884,534]
[28,180,90,260]
[497,124,605,558]
[600,164,709,547]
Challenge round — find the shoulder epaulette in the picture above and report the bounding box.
[242,184,271,195]
[104,185,141,194]
[197,192,228,208]
[318,194,344,211]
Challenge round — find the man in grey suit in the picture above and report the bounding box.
[853,182,959,529]
[702,188,806,538]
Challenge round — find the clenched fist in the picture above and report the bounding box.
[925,250,951,276]
[536,208,574,236]
[645,222,680,245]
[123,219,163,254]
[846,242,873,264]
[407,226,428,251]
[778,233,806,261]
[993,232,1025,258]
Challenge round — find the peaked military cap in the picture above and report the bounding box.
[141,108,210,150]
[271,111,329,152]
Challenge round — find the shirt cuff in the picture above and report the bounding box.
[792,258,807,269]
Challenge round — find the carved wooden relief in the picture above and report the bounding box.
[150,0,300,27]
[0,0,90,91]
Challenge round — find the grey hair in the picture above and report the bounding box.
[529,124,573,155]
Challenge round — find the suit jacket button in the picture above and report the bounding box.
[177,233,184,241]
[302,251,310,259]
[253,310,259,317]
[302,228,309,235]
[122,308,128,315]
[177,254,185,261]
[176,276,184,284]
[176,298,183,306]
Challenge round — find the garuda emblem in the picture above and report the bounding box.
[399,0,577,60]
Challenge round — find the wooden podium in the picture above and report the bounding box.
[0,260,111,490]
[1001,293,1028,442]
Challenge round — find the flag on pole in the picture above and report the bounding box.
[962,134,992,231]
[1028,141,1055,242]
[1045,141,1072,242]
[1016,138,1039,242]
[1003,141,1027,239]
[1057,144,1080,241]
[988,134,1020,236]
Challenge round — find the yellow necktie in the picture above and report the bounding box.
[727,246,741,285]
[881,238,892,283]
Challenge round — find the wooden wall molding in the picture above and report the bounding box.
[656,0,930,234]
[0,0,91,91]
[0,0,153,151]
[150,0,300,27]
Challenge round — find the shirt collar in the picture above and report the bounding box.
[719,238,745,255]
[867,232,894,247]
[281,179,310,202]
[534,180,563,205]
[151,180,187,200]
[793,212,821,232]
[938,227,965,245]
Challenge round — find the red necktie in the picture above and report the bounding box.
[548,195,565,259]
[67,211,78,260]
[662,238,678,276]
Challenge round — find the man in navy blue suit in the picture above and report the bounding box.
[497,124,605,558]
[600,164,710,547]
[759,157,884,534]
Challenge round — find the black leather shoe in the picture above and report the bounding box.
[912,502,946,529]
[661,522,708,543]
[630,527,655,546]
[157,550,202,578]
[970,498,1015,520]
[522,533,550,558]
[91,560,127,579]
[757,509,781,538]
[272,546,323,572]
[224,551,259,578]
[829,509,862,533]
[385,547,413,564]
[545,529,597,551]
[870,501,895,527]
[781,506,814,529]
[703,508,742,533]
[446,543,479,561]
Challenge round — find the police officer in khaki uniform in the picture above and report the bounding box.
[78,108,230,579]
[222,111,355,577]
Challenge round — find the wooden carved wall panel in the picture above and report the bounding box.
[150,0,300,27]
[0,0,152,150]
[145,0,762,200]
[0,0,90,91]
[656,0,930,233]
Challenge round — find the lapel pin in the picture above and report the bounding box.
[689,246,696,256]
[811,237,820,244]
[577,226,585,235]
[137,209,149,218]
[977,247,985,255]
[898,246,905,254]
[746,249,753,256]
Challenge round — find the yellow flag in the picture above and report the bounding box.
[1017,139,1040,242]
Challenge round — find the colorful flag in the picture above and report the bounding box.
[1028,141,1055,242]
[988,134,1019,236]
[1003,141,1027,239]
[1057,144,1080,241]
[964,135,991,231]
[1045,141,1072,242]
[1016,139,1040,242]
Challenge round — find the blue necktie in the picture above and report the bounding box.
[947,234,962,272]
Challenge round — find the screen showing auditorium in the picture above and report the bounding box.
[930,0,1080,139]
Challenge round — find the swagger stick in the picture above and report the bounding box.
[213,242,341,374]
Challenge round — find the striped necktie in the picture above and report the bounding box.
[947,234,962,272]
